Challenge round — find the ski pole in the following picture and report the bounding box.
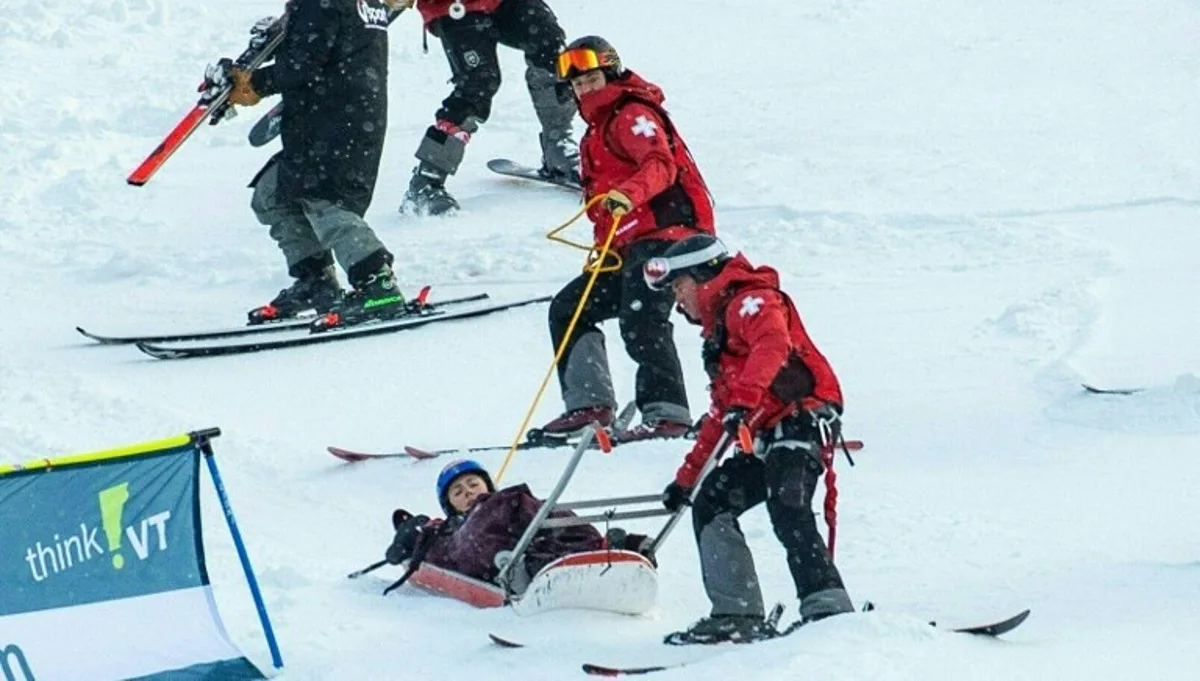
[647,426,743,553]
[347,559,387,580]
[382,525,438,596]
[382,563,419,596]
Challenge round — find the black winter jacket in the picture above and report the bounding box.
[251,0,392,216]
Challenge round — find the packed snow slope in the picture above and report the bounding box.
[2,1,1199,679]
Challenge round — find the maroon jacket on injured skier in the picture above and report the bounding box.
[420,484,602,585]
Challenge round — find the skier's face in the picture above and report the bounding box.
[570,70,607,97]
[670,275,702,322]
[447,473,490,513]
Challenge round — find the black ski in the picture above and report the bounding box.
[487,159,582,191]
[78,291,487,345]
[247,100,284,147]
[1082,383,1144,395]
[583,608,1030,676]
[135,295,550,359]
[944,608,1030,637]
[488,633,525,649]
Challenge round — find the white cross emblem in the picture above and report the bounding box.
[738,296,764,317]
[631,115,658,138]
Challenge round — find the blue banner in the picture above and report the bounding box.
[0,434,267,681]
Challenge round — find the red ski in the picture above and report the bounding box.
[127,16,285,186]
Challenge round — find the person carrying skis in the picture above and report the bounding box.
[400,0,580,215]
[643,235,854,644]
[536,36,717,443]
[228,0,410,331]
[384,460,654,594]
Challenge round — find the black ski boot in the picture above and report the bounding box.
[538,132,581,186]
[401,163,459,216]
[248,266,343,325]
[311,265,407,332]
[663,608,783,645]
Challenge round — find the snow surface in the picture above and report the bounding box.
[3,0,1200,678]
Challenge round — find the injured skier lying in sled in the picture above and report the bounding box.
[380,458,665,616]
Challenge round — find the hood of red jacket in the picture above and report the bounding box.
[694,254,782,329]
[576,70,665,125]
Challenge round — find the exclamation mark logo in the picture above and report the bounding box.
[98,483,130,569]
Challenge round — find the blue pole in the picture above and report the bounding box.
[200,440,284,670]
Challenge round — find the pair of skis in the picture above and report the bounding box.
[489,607,1030,676]
[78,288,550,360]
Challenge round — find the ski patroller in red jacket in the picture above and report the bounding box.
[675,254,844,488]
[414,0,502,26]
[576,71,715,252]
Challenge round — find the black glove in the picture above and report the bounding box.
[385,512,430,565]
[662,481,692,512]
[721,406,749,437]
[810,402,843,443]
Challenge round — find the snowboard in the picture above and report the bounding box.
[487,158,582,191]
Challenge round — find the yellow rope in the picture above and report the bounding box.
[494,196,622,484]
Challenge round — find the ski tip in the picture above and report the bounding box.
[1082,384,1143,395]
[77,327,138,345]
[135,342,185,360]
[403,446,440,460]
[951,608,1031,637]
[488,633,524,648]
[327,446,371,463]
[76,327,113,344]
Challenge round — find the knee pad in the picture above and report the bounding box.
[415,125,469,176]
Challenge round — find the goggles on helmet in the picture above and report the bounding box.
[556,47,614,81]
[642,239,730,291]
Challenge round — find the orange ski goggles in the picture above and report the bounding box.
[556,47,616,81]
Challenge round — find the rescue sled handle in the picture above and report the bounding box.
[555,493,664,510]
[496,425,600,591]
[648,430,733,554]
[541,507,673,528]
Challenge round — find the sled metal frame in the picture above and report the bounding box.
[495,426,670,593]
[497,428,735,593]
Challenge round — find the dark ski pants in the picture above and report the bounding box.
[548,239,689,425]
[414,0,575,176]
[691,413,852,620]
[250,159,391,285]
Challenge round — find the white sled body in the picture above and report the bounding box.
[407,549,657,616]
[512,549,657,616]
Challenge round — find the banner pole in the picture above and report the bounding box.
[196,434,284,670]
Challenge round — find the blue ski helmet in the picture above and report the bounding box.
[436,459,495,515]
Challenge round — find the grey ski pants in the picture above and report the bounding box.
[690,413,853,620]
[250,159,389,281]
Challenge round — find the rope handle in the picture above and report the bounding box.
[494,197,623,484]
